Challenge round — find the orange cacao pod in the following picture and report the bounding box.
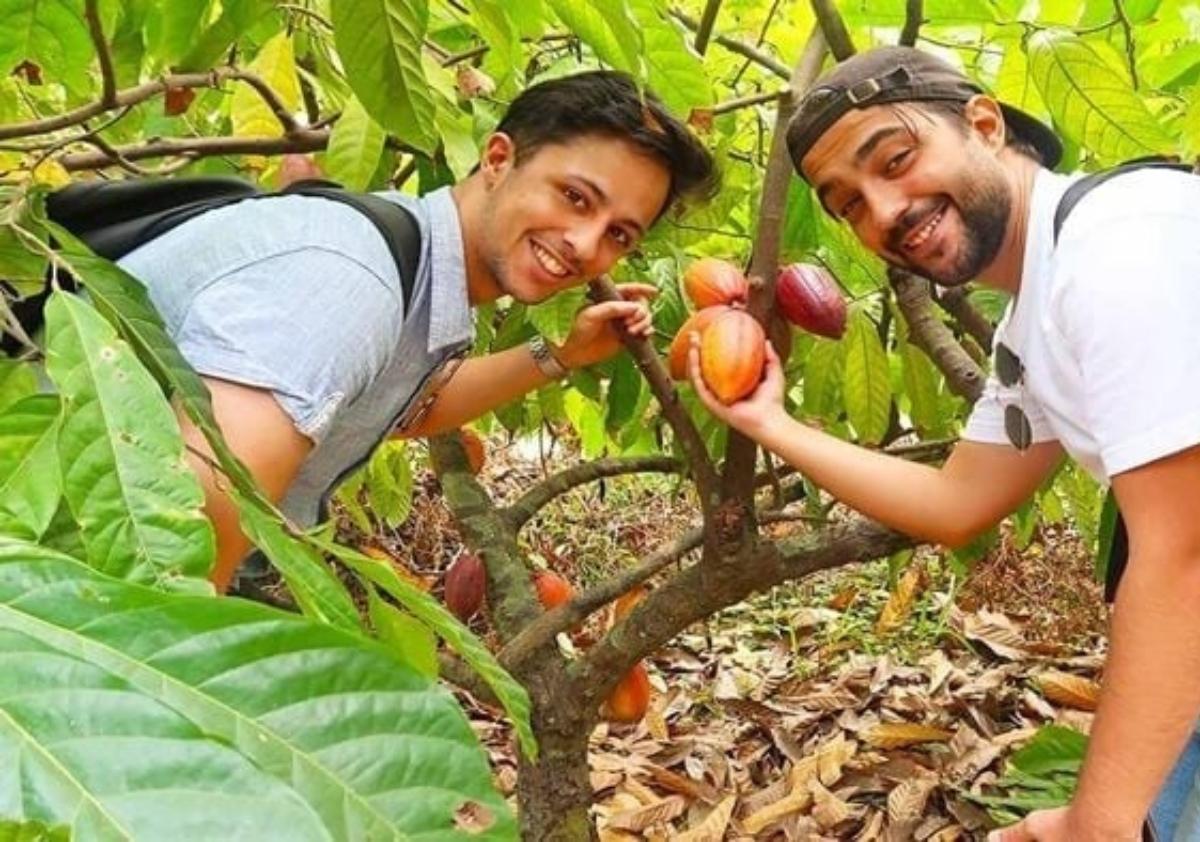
[700,310,766,404]
[613,585,648,623]
[444,552,486,622]
[534,570,574,610]
[603,661,652,723]
[668,305,732,380]
[683,257,749,309]
[776,263,847,339]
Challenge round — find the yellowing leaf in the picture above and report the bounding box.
[863,722,954,750]
[231,33,300,142]
[876,561,926,633]
[1035,671,1100,711]
[29,159,70,188]
[674,794,736,842]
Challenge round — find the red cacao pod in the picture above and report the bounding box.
[700,310,766,404]
[461,429,485,475]
[775,263,847,339]
[534,570,574,610]
[683,257,749,309]
[667,304,732,380]
[444,552,486,622]
[603,661,651,723]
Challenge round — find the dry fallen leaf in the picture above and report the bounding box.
[876,562,927,633]
[1035,671,1100,711]
[674,794,737,842]
[887,776,937,823]
[864,722,955,750]
[606,795,688,832]
[742,788,813,834]
[960,609,1030,660]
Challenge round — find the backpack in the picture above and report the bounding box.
[1,176,421,356]
[1051,158,1193,602]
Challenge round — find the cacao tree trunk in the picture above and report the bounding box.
[516,709,596,841]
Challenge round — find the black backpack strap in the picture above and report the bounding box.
[1051,158,1193,602]
[281,180,421,315]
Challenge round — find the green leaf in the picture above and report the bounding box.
[43,293,215,588]
[1027,29,1174,164]
[318,539,538,761]
[0,542,516,840]
[630,0,712,113]
[1095,487,1120,583]
[368,588,439,678]
[842,312,891,445]
[0,0,93,96]
[564,389,606,458]
[605,354,643,433]
[178,0,276,71]
[1008,725,1088,777]
[365,438,414,528]
[899,339,943,436]
[334,470,374,533]
[527,286,585,345]
[230,32,301,143]
[0,359,37,413]
[801,338,844,419]
[463,0,521,89]
[325,94,387,191]
[235,497,362,633]
[145,0,213,66]
[0,395,60,541]
[546,0,636,72]
[0,818,70,842]
[332,0,439,154]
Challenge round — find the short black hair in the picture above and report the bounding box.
[496,71,718,219]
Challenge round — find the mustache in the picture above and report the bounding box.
[886,199,946,253]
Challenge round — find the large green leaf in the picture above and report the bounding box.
[0,395,60,541]
[630,0,712,114]
[178,0,276,71]
[332,0,438,154]
[322,539,538,761]
[144,0,212,66]
[42,293,215,589]
[899,338,943,437]
[0,0,93,96]
[605,353,644,433]
[546,0,637,73]
[527,286,585,345]
[842,311,891,445]
[1027,29,1174,163]
[325,94,387,191]
[364,438,414,529]
[0,542,516,840]
[0,359,37,414]
[801,338,843,420]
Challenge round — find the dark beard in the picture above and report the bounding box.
[889,170,1011,286]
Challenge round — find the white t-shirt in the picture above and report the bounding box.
[963,167,1200,483]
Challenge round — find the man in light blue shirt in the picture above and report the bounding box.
[120,71,716,591]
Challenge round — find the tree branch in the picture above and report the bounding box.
[59,129,332,170]
[711,88,787,115]
[587,276,722,516]
[503,455,682,529]
[439,652,501,707]
[890,268,985,402]
[899,0,924,47]
[0,68,298,142]
[810,0,856,61]
[933,285,995,352]
[669,9,791,79]
[693,0,723,54]
[84,0,117,107]
[721,27,828,505]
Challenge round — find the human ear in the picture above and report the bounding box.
[480,132,517,186]
[963,95,1006,153]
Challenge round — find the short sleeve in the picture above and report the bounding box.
[172,248,403,441]
[963,372,1057,447]
[1057,211,1200,476]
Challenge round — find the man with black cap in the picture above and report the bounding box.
[689,45,1200,841]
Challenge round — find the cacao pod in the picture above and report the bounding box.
[163,86,196,117]
[534,570,574,609]
[603,661,651,723]
[775,263,847,339]
[461,429,486,475]
[667,305,731,380]
[683,257,749,309]
[444,552,486,622]
[700,310,766,404]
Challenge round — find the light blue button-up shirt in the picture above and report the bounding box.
[119,186,474,525]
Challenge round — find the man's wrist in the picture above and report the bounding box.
[528,335,570,379]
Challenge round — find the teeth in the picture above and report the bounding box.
[533,242,569,278]
[906,206,944,251]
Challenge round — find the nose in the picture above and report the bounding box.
[861,182,909,248]
[562,218,608,267]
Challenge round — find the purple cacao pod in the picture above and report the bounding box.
[775,263,847,339]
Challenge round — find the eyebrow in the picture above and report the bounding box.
[814,125,908,216]
[574,175,646,237]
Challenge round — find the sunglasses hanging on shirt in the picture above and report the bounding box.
[995,341,1033,451]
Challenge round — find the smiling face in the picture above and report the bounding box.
[800,98,1013,286]
[475,133,671,304]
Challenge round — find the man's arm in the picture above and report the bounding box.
[178,376,312,593]
[690,339,1063,547]
[399,284,654,439]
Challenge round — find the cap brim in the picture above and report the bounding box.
[999,103,1062,169]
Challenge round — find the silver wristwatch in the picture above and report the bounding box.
[528,335,569,380]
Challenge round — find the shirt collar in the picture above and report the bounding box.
[422,186,474,353]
